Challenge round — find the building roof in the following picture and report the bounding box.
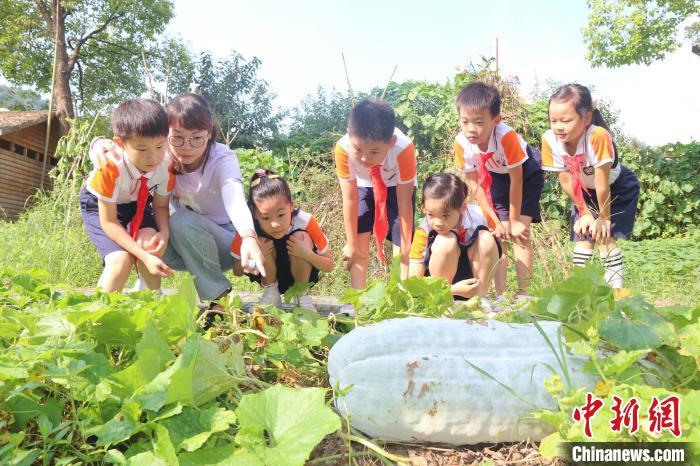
[0,110,49,136]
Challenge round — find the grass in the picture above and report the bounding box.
[1,171,698,306]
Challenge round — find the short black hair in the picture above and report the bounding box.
[455,82,501,118]
[111,98,169,140]
[347,99,395,141]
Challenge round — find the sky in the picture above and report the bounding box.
[165,0,698,146]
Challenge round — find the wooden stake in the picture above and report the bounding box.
[496,37,499,74]
[142,50,156,99]
[380,65,398,100]
[41,0,60,190]
[342,52,355,107]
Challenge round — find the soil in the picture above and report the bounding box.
[308,434,570,465]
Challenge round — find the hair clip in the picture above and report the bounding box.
[255,168,267,177]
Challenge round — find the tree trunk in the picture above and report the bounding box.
[51,0,74,135]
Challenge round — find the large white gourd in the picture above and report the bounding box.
[328,317,595,445]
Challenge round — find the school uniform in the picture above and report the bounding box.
[334,127,417,246]
[454,122,544,222]
[409,205,502,287]
[541,125,639,241]
[80,154,174,260]
[230,209,329,294]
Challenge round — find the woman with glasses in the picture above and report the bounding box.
[89,94,266,314]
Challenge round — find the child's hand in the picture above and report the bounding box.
[574,214,595,238]
[342,243,356,270]
[493,222,507,240]
[142,254,172,277]
[258,237,274,257]
[510,220,530,243]
[452,277,480,299]
[141,232,168,256]
[286,235,312,260]
[591,218,611,243]
[89,137,122,169]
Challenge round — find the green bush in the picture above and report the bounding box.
[623,141,700,239]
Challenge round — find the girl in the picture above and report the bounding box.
[453,82,544,298]
[89,94,266,307]
[408,173,501,300]
[231,169,334,309]
[542,83,640,289]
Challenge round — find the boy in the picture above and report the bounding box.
[335,99,417,289]
[453,82,544,297]
[80,98,174,292]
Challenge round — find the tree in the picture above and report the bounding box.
[184,51,284,149]
[0,84,47,110]
[285,87,355,153]
[583,0,700,67]
[0,0,174,132]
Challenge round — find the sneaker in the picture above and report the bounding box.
[259,282,282,307]
[126,276,147,294]
[295,294,317,312]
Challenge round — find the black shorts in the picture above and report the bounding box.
[357,185,416,246]
[490,149,544,223]
[570,164,639,242]
[423,225,502,300]
[246,229,320,294]
[79,187,157,261]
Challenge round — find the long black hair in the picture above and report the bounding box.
[549,83,618,166]
[248,169,293,213]
[422,173,468,210]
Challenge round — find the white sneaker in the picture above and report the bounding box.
[295,294,317,311]
[126,276,147,293]
[259,282,282,307]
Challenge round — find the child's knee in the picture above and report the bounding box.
[291,230,313,247]
[232,259,244,276]
[135,228,156,248]
[431,233,459,254]
[104,251,132,275]
[477,230,498,258]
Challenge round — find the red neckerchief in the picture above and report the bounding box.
[368,164,389,263]
[476,127,497,211]
[562,132,590,213]
[129,175,150,240]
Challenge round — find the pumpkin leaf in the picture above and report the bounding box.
[234,385,340,466]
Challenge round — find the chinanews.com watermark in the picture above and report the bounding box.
[563,442,692,465]
[562,392,695,465]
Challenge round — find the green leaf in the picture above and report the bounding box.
[160,406,237,452]
[104,449,127,464]
[87,400,142,446]
[234,385,340,466]
[155,276,198,343]
[596,349,649,377]
[1,394,63,431]
[678,322,700,358]
[600,299,676,350]
[113,322,174,394]
[152,423,179,466]
[178,444,259,466]
[133,335,241,411]
[538,432,564,458]
[126,452,168,466]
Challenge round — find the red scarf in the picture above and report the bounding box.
[476,151,496,211]
[368,165,388,263]
[562,154,590,214]
[129,175,150,239]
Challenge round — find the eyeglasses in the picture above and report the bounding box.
[168,135,207,148]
